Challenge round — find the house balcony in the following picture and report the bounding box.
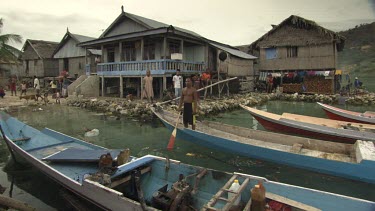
[86,59,205,76]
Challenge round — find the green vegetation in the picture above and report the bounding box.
[338,22,375,92]
[0,18,22,62]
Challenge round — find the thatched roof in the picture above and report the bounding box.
[249,15,345,51]
[21,39,59,59]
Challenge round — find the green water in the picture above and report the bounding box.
[1,102,374,210]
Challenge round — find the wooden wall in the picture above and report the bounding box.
[105,17,148,38]
[22,59,44,77]
[43,59,59,76]
[259,44,336,70]
[257,25,338,71]
[54,38,86,58]
[219,55,254,77]
[58,57,86,77]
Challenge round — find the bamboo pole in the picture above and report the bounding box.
[0,194,36,211]
[157,77,237,106]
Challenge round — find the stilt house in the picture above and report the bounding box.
[77,6,256,98]
[53,29,102,78]
[248,15,345,94]
[20,39,59,81]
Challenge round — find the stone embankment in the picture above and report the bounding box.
[66,92,375,121]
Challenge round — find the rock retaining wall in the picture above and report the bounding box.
[66,93,375,121]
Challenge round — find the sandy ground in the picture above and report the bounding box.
[0,90,67,108]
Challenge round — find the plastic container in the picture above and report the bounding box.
[228,179,241,205]
[251,182,266,211]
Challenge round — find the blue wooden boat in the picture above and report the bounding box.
[1,111,374,211]
[152,107,375,184]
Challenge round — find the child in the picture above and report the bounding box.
[56,91,61,104]
[20,81,27,96]
[0,86,5,98]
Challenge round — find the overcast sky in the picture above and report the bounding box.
[1,0,375,50]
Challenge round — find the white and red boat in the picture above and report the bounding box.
[317,102,375,125]
[240,105,375,144]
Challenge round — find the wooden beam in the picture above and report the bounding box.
[120,75,123,98]
[163,36,167,59]
[110,166,151,188]
[101,76,105,97]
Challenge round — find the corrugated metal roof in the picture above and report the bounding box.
[127,13,203,38]
[71,33,97,43]
[210,42,257,59]
[88,49,102,55]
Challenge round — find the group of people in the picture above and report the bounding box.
[0,75,62,104]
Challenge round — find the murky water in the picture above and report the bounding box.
[1,101,374,210]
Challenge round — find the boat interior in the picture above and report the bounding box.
[0,112,319,211]
[158,109,375,164]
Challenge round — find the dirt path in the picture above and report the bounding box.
[0,90,66,109]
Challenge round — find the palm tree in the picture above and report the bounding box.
[0,18,22,62]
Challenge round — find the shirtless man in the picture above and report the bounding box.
[178,78,198,130]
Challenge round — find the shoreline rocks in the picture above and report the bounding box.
[65,92,375,121]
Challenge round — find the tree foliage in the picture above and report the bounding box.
[0,18,23,62]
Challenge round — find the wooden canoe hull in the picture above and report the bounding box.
[152,108,375,184]
[241,105,375,144]
[318,102,375,125]
[252,114,357,144]
[2,111,374,211]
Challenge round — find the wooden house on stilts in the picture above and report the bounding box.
[247,15,345,94]
[77,6,256,98]
[52,29,102,97]
[53,29,102,79]
[20,39,59,84]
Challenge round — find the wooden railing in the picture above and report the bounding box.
[96,60,205,74]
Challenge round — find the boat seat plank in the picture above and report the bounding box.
[363,111,375,118]
[283,113,375,130]
[280,118,375,141]
[26,141,75,152]
[13,137,31,142]
[291,143,303,153]
[110,156,155,179]
[110,166,152,188]
[266,192,321,211]
[42,148,121,162]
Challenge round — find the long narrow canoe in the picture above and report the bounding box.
[2,111,374,210]
[151,107,375,184]
[317,102,375,124]
[240,105,375,144]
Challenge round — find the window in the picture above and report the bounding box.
[143,43,155,60]
[287,46,298,58]
[107,48,115,62]
[25,60,29,75]
[265,48,277,60]
[123,43,136,61]
[63,58,69,70]
[169,41,180,55]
